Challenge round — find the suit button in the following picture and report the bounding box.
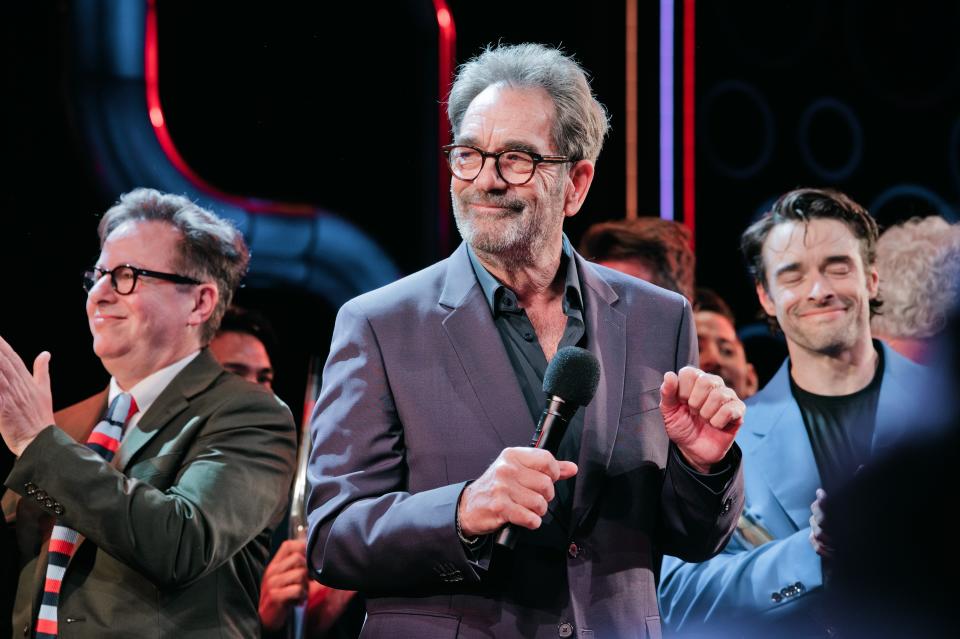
[794,581,805,593]
[558,621,574,637]
[44,498,54,508]
[53,504,64,515]
[568,542,579,558]
[721,498,732,514]
[24,483,37,495]
[34,490,47,502]
[22,622,29,636]
[771,592,783,603]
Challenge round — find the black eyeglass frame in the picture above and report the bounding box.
[441,144,573,185]
[83,264,202,295]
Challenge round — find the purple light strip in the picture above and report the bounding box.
[660,0,675,220]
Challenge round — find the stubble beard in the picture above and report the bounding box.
[788,299,865,358]
[452,183,564,269]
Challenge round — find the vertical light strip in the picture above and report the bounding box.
[683,0,696,246]
[625,0,638,219]
[659,0,675,221]
[433,0,457,254]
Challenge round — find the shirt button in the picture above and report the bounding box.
[558,622,574,638]
[567,542,579,558]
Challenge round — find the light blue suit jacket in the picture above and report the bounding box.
[659,341,937,637]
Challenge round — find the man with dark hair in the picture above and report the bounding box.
[579,217,695,301]
[0,188,297,637]
[307,43,745,638]
[660,188,939,636]
[694,289,758,400]
[210,306,277,388]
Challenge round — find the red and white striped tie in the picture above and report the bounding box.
[35,392,137,638]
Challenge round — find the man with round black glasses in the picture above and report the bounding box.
[0,187,296,638]
[307,43,746,638]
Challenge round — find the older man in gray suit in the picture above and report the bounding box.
[307,44,745,639]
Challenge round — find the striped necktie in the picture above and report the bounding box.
[35,392,137,639]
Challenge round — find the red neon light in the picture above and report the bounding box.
[682,0,696,248]
[145,0,314,216]
[434,0,456,254]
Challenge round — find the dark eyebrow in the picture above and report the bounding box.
[453,137,543,155]
[773,262,803,279]
[823,255,854,268]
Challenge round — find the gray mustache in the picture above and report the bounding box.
[467,198,525,213]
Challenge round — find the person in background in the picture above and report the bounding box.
[659,187,944,638]
[694,288,758,400]
[579,217,695,302]
[870,215,960,365]
[208,306,363,638]
[209,306,277,389]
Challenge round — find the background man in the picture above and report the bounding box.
[208,306,362,638]
[660,188,940,637]
[0,188,296,638]
[870,215,960,365]
[579,217,696,301]
[307,43,745,638]
[694,288,758,400]
[209,306,277,388]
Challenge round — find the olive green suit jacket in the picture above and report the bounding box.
[4,350,297,638]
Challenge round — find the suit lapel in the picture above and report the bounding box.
[746,361,821,530]
[114,350,222,471]
[571,256,625,530]
[439,244,535,448]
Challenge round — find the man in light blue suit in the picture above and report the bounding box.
[659,188,941,637]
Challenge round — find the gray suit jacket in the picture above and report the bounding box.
[306,244,743,639]
[4,349,297,638]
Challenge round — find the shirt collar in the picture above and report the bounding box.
[466,235,584,316]
[108,350,201,419]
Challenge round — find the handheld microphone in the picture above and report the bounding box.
[495,346,601,549]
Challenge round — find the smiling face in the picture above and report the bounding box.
[450,84,591,264]
[86,220,217,388]
[757,218,879,358]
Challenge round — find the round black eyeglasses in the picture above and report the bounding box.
[442,144,572,186]
[83,264,201,295]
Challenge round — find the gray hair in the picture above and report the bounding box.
[447,43,610,161]
[98,188,250,344]
[871,215,960,340]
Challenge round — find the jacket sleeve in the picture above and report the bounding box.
[305,301,484,593]
[655,297,745,562]
[5,387,297,588]
[659,527,823,630]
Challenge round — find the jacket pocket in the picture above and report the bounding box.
[361,610,461,638]
[620,387,662,420]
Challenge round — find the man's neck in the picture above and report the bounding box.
[788,335,879,396]
[472,239,565,306]
[107,344,201,391]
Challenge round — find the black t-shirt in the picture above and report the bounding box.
[790,344,884,494]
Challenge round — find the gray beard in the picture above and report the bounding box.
[452,188,562,270]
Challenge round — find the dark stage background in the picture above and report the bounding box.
[2,2,959,635]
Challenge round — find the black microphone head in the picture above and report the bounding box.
[543,346,601,406]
